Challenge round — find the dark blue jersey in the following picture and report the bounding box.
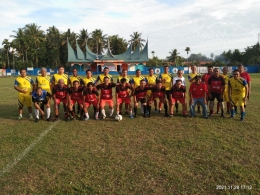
[32,90,51,103]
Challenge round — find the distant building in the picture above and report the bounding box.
[67,39,148,73]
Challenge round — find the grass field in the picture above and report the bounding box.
[0,74,259,194]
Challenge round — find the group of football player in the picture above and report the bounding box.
[13,64,251,122]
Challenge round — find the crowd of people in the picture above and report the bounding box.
[13,64,251,122]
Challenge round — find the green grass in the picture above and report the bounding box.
[0,74,260,194]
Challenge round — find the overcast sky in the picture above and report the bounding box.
[1,0,260,59]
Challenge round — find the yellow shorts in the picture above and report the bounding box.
[230,96,244,107]
[223,91,229,102]
[18,93,32,107]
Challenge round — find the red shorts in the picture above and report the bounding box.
[70,99,83,105]
[171,97,185,104]
[55,98,67,105]
[117,97,131,104]
[100,99,114,107]
[84,100,98,108]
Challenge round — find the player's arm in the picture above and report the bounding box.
[244,83,248,101]
[207,79,211,98]
[228,81,232,100]
[188,75,195,83]
[247,80,251,100]
[51,76,55,87]
[94,76,100,86]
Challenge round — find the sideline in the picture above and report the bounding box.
[0,120,59,178]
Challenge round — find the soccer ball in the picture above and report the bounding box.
[115,115,123,121]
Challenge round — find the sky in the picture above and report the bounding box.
[1,0,260,59]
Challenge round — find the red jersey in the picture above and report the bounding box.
[189,82,208,98]
[116,84,132,98]
[150,86,166,99]
[97,83,116,100]
[68,86,84,100]
[240,72,251,83]
[52,84,69,99]
[202,73,212,84]
[208,76,225,94]
[134,86,151,99]
[170,85,186,98]
[83,87,99,102]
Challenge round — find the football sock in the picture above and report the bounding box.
[34,109,39,119]
[129,110,133,116]
[164,104,168,114]
[116,111,119,115]
[221,110,224,116]
[101,109,106,116]
[210,110,213,114]
[175,103,179,111]
[147,105,151,114]
[46,108,51,118]
[19,114,22,117]
[241,112,245,119]
[234,106,237,112]
[231,109,235,117]
[134,107,137,115]
[159,102,162,110]
[143,105,147,115]
[85,112,89,118]
[110,108,114,116]
[227,102,230,112]
[95,112,99,117]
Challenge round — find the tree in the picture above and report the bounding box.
[90,29,107,55]
[2,39,11,68]
[166,49,180,65]
[146,56,165,67]
[210,53,214,59]
[185,47,190,64]
[10,28,26,64]
[77,28,91,53]
[129,32,146,51]
[109,35,127,55]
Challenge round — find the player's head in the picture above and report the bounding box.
[40,67,47,76]
[191,65,197,73]
[194,75,202,84]
[87,82,94,90]
[164,66,169,73]
[36,87,43,96]
[104,76,109,85]
[58,66,64,74]
[148,68,154,75]
[140,79,146,88]
[213,68,220,77]
[73,80,79,88]
[177,69,183,77]
[222,67,228,75]
[237,64,244,73]
[156,80,162,88]
[71,68,78,76]
[103,67,109,75]
[175,79,182,88]
[120,78,127,87]
[233,69,240,79]
[19,68,27,77]
[208,66,213,74]
[136,69,141,76]
[58,79,65,87]
[86,69,92,78]
[121,69,127,77]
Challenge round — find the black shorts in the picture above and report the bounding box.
[166,90,171,100]
[137,98,147,104]
[209,92,223,102]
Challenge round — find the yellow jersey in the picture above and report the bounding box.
[228,77,247,96]
[117,76,131,83]
[36,75,51,92]
[69,75,83,86]
[14,76,34,94]
[146,75,158,85]
[52,73,69,85]
[159,73,172,90]
[82,77,96,86]
[131,76,146,88]
[96,74,113,84]
[188,73,198,83]
[221,74,230,92]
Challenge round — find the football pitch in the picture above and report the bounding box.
[0,74,259,194]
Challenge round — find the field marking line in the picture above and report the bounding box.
[0,120,59,179]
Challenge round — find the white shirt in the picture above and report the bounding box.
[173,76,186,86]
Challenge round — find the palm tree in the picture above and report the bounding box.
[129,32,146,51]
[90,29,107,55]
[185,47,191,64]
[167,49,179,65]
[2,39,11,68]
[109,35,128,55]
[10,28,26,63]
[77,28,91,52]
[210,53,214,60]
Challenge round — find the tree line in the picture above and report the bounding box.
[0,23,146,69]
[1,23,260,69]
